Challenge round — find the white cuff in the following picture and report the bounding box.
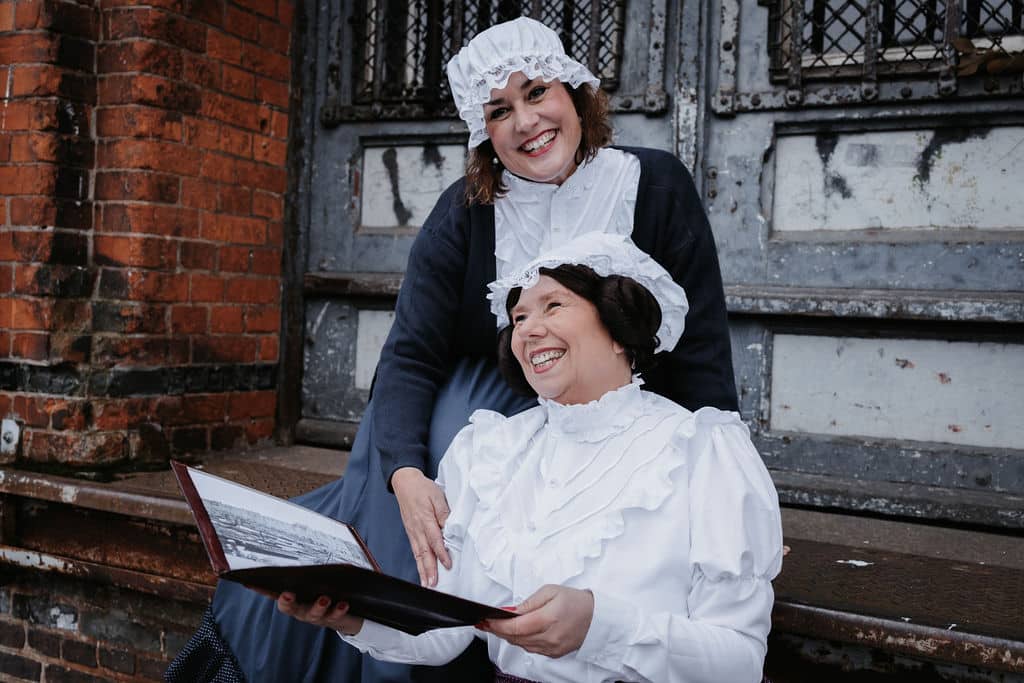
[576,590,641,672]
[337,619,404,654]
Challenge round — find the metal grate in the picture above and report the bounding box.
[351,0,626,112]
[768,0,1024,83]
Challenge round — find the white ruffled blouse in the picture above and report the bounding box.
[494,147,641,281]
[341,381,784,683]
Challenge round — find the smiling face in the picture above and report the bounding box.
[509,275,631,405]
[483,71,582,185]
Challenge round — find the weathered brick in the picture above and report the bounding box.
[0,230,87,265]
[202,214,265,245]
[253,134,286,166]
[192,336,257,363]
[103,7,205,52]
[42,664,108,683]
[199,150,239,183]
[9,65,96,103]
[221,63,255,99]
[257,16,290,55]
[98,40,183,80]
[245,415,275,443]
[136,654,169,681]
[48,399,90,431]
[0,650,42,681]
[0,3,13,30]
[250,248,281,275]
[211,423,244,450]
[62,638,97,667]
[100,204,199,238]
[12,332,49,360]
[99,645,135,674]
[93,335,189,368]
[180,241,216,270]
[224,5,258,40]
[177,177,220,216]
[95,171,180,203]
[278,0,294,26]
[185,0,223,26]
[92,398,154,430]
[182,52,219,90]
[256,75,289,108]
[205,27,242,66]
[234,0,276,19]
[170,305,207,334]
[96,106,183,141]
[201,92,265,132]
[0,265,12,294]
[218,185,252,214]
[95,235,177,269]
[13,395,50,428]
[181,393,228,422]
[270,109,288,139]
[0,32,57,64]
[245,305,280,333]
[251,190,282,220]
[11,298,53,331]
[218,126,253,158]
[98,139,202,176]
[98,74,201,113]
[170,425,207,452]
[188,273,223,302]
[10,132,94,168]
[25,430,127,465]
[13,264,96,298]
[7,197,92,231]
[218,246,251,272]
[228,389,275,419]
[99,269,189,303]
[0,165,57,195]
[0,619,26,648]
[0,101,60,132]
[28,626,61,657]
[12,594,78,630]
[210,305,244,333]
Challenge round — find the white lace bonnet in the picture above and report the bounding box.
[446,16,600,149]
[487,232,689,353]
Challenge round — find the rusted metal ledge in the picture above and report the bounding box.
[0,545,214,604]
[0,468,192,525]
[304,272,403,299]
[773,602,1024,673]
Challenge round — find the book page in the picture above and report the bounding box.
[188,468,374,571]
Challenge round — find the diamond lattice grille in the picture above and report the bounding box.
[353,0,625,108]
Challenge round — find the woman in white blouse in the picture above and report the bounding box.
[279,233,783,683]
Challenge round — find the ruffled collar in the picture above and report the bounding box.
[537,377,645,443]
[501,149,604,200]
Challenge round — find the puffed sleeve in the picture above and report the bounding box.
[576,408,783,683]
[371,181,471,486]
[338,419,492,664]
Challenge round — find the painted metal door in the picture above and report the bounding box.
[700,0,1024,526]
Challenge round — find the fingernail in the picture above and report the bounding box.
[281,593,294,602]
[318,597,330,607]
[500,605,517,611]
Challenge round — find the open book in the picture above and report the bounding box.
[172,461,514,635]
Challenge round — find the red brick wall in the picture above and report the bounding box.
[0,0,293,468]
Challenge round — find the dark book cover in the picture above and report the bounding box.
[171,461,513,635]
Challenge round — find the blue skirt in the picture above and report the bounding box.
[166,358,535,683]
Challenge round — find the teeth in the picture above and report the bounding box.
[522,131,555,152]
[531,350,564,366]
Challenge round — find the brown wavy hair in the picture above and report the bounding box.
[464,83,612,205]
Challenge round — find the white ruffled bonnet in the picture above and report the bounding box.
[446,17,600,149]
[487,232,689,353]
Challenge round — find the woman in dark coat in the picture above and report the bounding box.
[167,16,736,683]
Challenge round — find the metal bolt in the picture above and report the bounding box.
[751,94,762,106]
[2,432,12,444]
[722,41,733,51]
[901,86,912,98]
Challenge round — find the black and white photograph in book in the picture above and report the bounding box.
[188,468,374,572]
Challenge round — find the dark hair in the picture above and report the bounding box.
[496,264,662,396]
[464,83,613,205]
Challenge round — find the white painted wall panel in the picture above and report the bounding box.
[773,127,1024,232]
[354,310,395,390]
[770,334,1024,449]
[360,145,465,231]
